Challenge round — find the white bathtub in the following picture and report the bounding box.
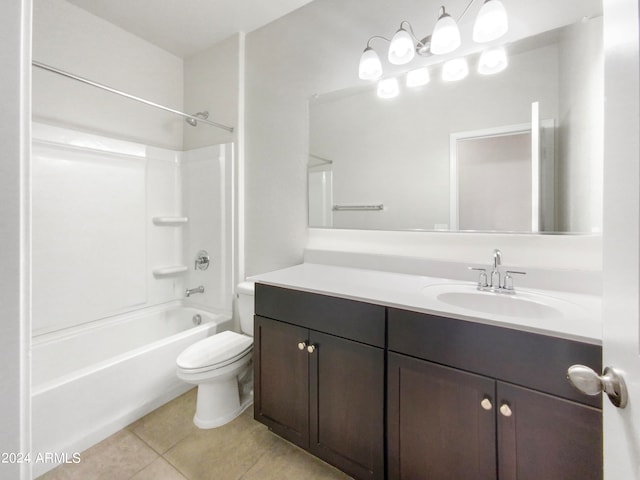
[31,303,232,477]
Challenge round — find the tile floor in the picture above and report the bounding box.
[37,388,353,480]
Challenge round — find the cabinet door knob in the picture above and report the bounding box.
[297,342,307,351]
[499,403,512,417]
[307,344,316,353]
[480,398,493,410]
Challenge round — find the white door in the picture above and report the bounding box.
[602,0,640,478]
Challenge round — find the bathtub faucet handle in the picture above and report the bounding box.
[185,285,205,297]
[195,250,210,271]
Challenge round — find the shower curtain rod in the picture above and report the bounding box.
[32,60,234,133]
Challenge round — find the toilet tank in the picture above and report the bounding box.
[236,281,255,336]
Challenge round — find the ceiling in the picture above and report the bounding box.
[66,0,315,58]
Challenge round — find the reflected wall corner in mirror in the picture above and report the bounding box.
[308,4,604,235]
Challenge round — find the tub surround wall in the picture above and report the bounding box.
[183,145,235,314]
[147,151,185,306]
[32,127,147,335]
[32,123,232,336]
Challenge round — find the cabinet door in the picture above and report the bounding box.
[254,315,310,449]
[388,353,496,480]
[309,331,385,480]
[497,382,602,480]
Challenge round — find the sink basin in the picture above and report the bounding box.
[421,283,573,320]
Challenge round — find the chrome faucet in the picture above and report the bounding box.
[490,249,502,289]
[468,249,526,294]
[185,285,205,297]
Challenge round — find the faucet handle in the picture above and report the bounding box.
[195,250,210,271]
[468,267,488,288]
[503,270,526,291]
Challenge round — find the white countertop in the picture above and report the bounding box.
[250,263,602,345]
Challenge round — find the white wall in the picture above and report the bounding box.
[183,34,240,149]
[244,0,603,277]
[557,17,604,233]
[0,0,31,478]
[32,0,184,149]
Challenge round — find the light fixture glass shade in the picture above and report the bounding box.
[430,9,461,55]
[406,67,430,87]
[473,0,508,43]
[358,47,383,80]
[377,78,400,98]
[478,47,508,75]
[442,58,469,82]
[388,28,415,65]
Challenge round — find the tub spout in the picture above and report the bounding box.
[185,285,205,297]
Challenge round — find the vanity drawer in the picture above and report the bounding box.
[388,308,602,408]
[255,284,386,348]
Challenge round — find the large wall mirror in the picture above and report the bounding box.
[308,0,603,234]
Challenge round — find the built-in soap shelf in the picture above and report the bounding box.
[152,216,189,226]
[152,265,188,277]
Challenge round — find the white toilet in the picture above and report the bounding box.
[176,281,255,428]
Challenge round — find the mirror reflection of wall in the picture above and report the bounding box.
[309,17,603,234]
[455,130,533,232]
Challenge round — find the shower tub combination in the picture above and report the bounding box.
[31,303,231,477]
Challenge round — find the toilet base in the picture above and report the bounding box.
[193,391,253,429]
[192,363,254,429]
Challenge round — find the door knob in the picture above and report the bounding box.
[567,365,628,408]
[307,344,316,353]
[297,342,307,351]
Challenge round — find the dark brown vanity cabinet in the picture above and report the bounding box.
[254,284,386,480]
[388,308,603,480]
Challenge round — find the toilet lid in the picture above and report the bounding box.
[177,331,253,370]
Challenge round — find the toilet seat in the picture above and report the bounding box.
[177,330,253,374]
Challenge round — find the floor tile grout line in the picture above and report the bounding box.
[121,434,192,480]
[126,453,160,480]
[129,428,157,452]
[160,445,193,480]
[236,448,270,480]
[127,425,195,479]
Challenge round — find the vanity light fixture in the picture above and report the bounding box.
[377,77,400,98]
[359,45,384,81]
[357,0,509,81]
[430,7,462,55]
[477,47,508,74]
[406,67,431,87]
[442,58,469,82]
[473,0,509,43]
[389,23,416,65]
